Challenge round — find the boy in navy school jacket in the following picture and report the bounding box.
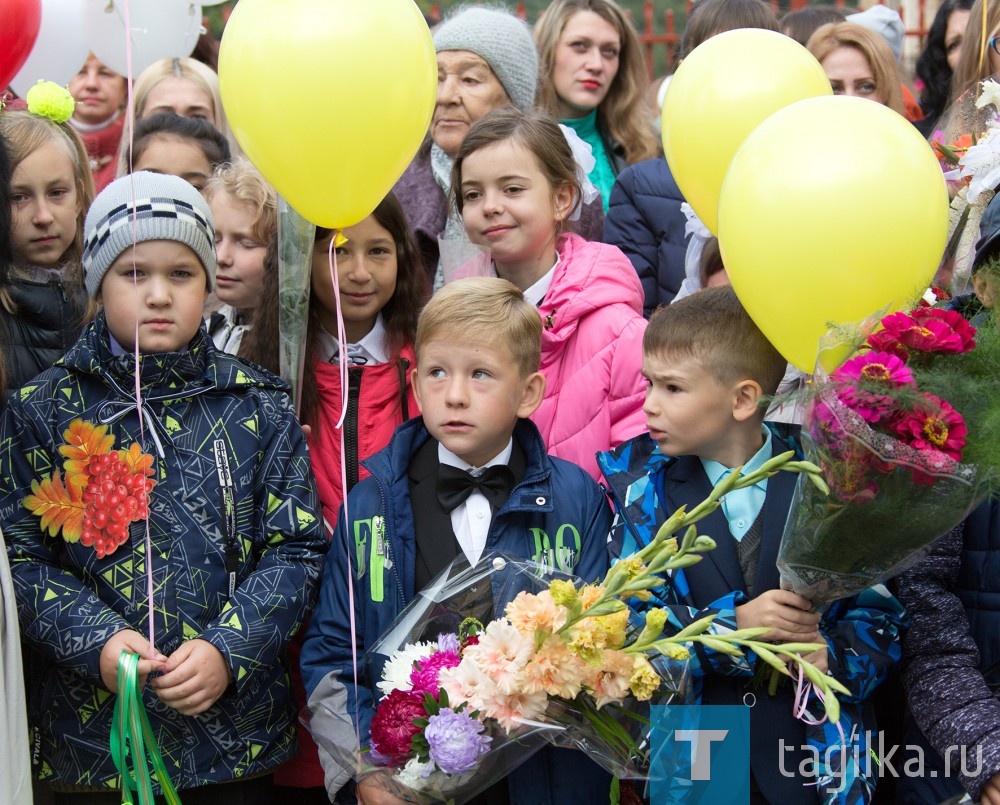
[301,277,614,805]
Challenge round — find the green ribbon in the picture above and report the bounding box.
[110,651,182,805]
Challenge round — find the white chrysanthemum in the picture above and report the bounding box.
[396,757,433,790]
[959,126,1000,203]
[976,79,1000,111]
[377,641,436,695]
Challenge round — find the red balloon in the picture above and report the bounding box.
[0,0,42,92]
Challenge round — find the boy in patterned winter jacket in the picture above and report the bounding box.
[597,287,906,805]
[0,173,327,801]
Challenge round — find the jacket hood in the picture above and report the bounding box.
[364,416,553,491]
[538,234,643,350]
[58,311,290,399]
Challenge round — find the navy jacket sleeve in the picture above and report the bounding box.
[603,158,689,316]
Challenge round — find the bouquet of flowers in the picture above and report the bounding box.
[311,454,848,803]
[932,77,1000,293]
[778,304,1000,606]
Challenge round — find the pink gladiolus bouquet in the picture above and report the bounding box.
[778,305,1000,605]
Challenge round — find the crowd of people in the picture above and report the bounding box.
[1,1,999,804]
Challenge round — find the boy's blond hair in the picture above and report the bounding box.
[416,277,541,376]
[645,286,787,398]
[204,158,277,246]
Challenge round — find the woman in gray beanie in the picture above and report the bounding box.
[392,5,538,288]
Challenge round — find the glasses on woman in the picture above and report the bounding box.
[990,36,1000,56]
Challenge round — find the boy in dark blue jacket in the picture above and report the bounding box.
[1,172,326,801]
[300,277,613,805]
[598,287,905,805]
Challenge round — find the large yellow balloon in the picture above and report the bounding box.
[218,0,436,229]
[662,29,831,235]
[718,96,949,373]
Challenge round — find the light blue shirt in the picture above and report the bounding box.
[699,427,773,542]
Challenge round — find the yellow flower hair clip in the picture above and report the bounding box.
[25,80,76,125]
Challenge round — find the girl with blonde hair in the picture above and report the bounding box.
[1,99,96,396]
[950,0,1000,103]
[115,57,237,176]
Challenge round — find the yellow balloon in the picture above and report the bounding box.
[662,29,832,235]
[718,96,949,373]
[218,0,436,229]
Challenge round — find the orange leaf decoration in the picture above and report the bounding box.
[26,419,158,557]
[23,471,85,542]
[121,442,156,481]
[59,419,115,484]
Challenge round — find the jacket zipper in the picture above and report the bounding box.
[373,479,405,604]
[345,368,362,494]
[397,357,410,420]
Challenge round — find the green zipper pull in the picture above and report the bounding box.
[370,516,385,602]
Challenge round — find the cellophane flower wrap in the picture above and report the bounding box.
[358,553,698,801]
[312,468,848,803]
[778,304,1000,606]
[932,76,1000,293]
[307,555,563,804]
[307,552,702,803]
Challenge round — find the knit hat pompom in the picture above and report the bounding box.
[82,171,216,298]
[433,5,539,112]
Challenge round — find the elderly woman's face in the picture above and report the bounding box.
[821,46,885,105]
[432,50,509,158]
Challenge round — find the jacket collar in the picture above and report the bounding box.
[58,311,288,399]
[599,426,801,598]
[365,416,552,510]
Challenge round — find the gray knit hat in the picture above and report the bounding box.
[83,171,216,298]
[847,5,905,62]
[433,5,538,112]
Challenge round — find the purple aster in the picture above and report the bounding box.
[424,708,492,775]
[437,633,459,654]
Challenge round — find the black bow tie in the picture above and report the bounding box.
[436,464,516,513]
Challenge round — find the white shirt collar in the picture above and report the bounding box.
[522,254,560,308]
[438,438,513,473]
[316,312,390,365]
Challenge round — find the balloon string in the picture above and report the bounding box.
[326,234,360,740]
[792,663,847,785]
[981,0,988,79]
[117,0,156,656]
[111,652,182,804]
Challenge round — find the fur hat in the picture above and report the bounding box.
[83,171,216,298]
[433,5,539,112]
